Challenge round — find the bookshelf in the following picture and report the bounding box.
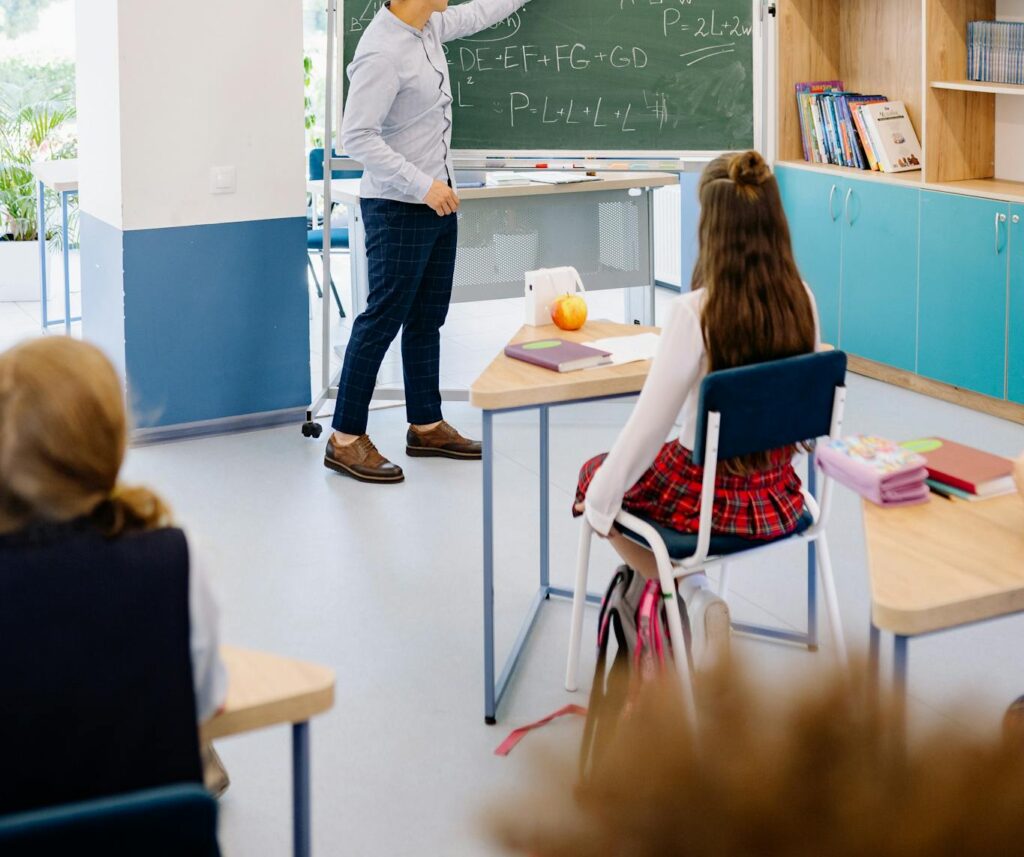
[774,0,1024,423]
[931,80,1024,95]
[777,0,1024,200]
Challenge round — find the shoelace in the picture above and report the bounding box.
[354,435,379,458]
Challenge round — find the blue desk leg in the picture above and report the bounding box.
[61,190,72,334]
[869,623,880,673]
[893,635,909,706]
[292,721,311,857]
[483,410,497,725]
[806,454,819,650]
[38,181,48,332]
[539,406,550,593]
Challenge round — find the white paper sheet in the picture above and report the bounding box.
[584,333,661,366]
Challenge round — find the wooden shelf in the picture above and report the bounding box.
[932,79,1024,96]
[778,160,1024,203]
[776,160,925,187]
[930,176,1024,205]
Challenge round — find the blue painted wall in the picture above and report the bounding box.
[679,171,701,291]
[121,217,311,427]
[81,215,311,429]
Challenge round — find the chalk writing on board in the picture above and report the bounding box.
[343,0,755,151]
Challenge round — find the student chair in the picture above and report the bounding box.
[565,351,849,718]
[308,147,361,319]
[0,784,220,857]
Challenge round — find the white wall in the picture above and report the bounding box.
[996,0,1024,182]
[75,0,124,230]
[78,0,307,233]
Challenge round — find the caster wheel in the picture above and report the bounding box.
[301,421,323,439]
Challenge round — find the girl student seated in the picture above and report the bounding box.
[573,150,820,669]
[0,336,227,813]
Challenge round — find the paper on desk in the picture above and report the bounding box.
[584,333,660,366]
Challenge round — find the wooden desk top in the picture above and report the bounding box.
[469,320,656,411]
[31,159,79,192]
[863,494,1024,636]
[329,171,678,206]
[200,646,335,741]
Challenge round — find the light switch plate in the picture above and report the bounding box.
[209,165,237,195]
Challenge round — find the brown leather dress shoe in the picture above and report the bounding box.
[324,435,404,483]
[406,421,482,460]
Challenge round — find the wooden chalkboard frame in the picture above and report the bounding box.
[335,0,769,161]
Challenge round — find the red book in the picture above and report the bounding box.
[901,437,1015,496]
[504,339,611,373]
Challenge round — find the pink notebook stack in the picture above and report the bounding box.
[817,435,929,507]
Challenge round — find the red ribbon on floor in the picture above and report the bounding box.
[494,704,587,756]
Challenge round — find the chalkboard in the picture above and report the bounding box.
[342,0,755,154]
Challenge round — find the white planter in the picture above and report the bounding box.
[0,240,48,303]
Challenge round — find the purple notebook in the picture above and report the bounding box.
[504,339,611,373]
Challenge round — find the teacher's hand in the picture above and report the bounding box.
[423,180,460,216]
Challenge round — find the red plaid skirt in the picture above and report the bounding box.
[574,442,805,540]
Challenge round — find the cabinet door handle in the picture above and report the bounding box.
[845,188,854,226]
[828,184,838,222]
[996,212,1007,254]
[1014,214,1021,224]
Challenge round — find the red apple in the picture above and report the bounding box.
[550,293,588,331]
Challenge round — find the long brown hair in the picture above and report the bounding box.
[694,151,816,471]
[0,337,170,536]
[489,664,1024,857]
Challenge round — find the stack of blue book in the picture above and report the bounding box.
[968,20,1024,85]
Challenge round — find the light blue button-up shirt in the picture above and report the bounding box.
[342,0,527,204]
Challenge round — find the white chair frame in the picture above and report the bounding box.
[565,386,848,721]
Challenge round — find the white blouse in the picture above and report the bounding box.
[583,285,820,537]
[185,537,229,723]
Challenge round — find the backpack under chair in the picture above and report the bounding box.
[579,565,693,777]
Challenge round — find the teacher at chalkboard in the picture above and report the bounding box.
[324,0,529,485]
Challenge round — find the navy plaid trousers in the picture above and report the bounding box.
[332,198,457,435]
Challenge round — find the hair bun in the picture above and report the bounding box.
[728,150,771,187]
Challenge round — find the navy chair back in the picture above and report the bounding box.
[0,784,220,857]
[692,351,847,466]
[308,147,362,181]
[0,525,202,815]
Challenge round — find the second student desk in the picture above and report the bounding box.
[470,320,658,724]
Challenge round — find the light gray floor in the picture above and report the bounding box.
[5,259,1024,856]
[137,283,1022,856]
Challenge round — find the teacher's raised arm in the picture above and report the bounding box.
[434,0,531,44]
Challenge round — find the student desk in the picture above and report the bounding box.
[30,159,79,334]
[469,320,657,723]
[864,494,1024,705]
[201,646,335,857]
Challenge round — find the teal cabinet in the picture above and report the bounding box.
[777,167,843,346]
[918,192,1009,399]
[840,181,919,371]
[1010,205,1024,404]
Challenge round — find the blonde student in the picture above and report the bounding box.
[0,337,227,813]
[573,151,820,669]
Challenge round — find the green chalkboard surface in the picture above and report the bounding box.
[342,0,755,153]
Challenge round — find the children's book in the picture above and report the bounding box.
[846,95,887,170]
[901,437,1016,496]
[795,81,843,163]
[817,435,929,507]
[504,339,611,373]
[859,102,923,173]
